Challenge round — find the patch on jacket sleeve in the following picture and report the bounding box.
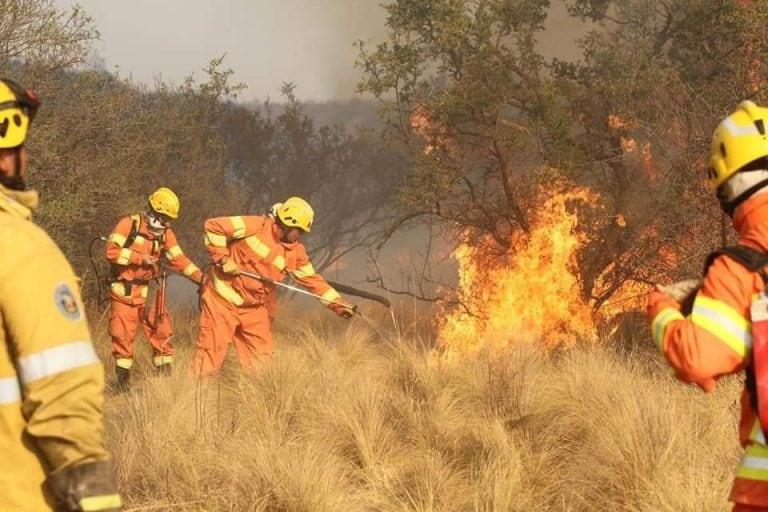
[55,283,82,321]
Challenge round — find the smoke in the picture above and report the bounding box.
[539,1,592,62]
[55,0,388,102]
[273,0,388,100]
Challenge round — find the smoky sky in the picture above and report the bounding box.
[55,0,389,101]
[55,0,587,103]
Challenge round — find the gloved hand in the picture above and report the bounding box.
[329,300,357,320]
[654,278,702,303]
[654,278,702,314]
[219,256,240,276]
[47,460,123,511]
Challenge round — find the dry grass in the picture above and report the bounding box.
[89,304,743,511]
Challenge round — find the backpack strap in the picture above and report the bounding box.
[124,214,141,248]
[705,245,768,418]
[109,214,142,285]
[704,245,768,287]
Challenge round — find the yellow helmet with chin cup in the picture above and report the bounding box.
[0,78,40,149]
[276,196,314,232]
[148,187,180,219]
[709,100,768,189]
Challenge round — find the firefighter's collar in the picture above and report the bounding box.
[0,184,39,219]
[734,190,768,234]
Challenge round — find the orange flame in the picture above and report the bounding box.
[438,187,599,357]
[608,114,630,130]
[410,103,454,154]
[620,136,637,153]
[611,113,660,182]
[424,110,667,358]
[641,143,660,181]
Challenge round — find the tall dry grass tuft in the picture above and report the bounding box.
[92,304,742,511]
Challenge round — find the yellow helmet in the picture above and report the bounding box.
[276,196,314,232]
[0,78,40,149]
[709,100,768,189]
[148,187,180,219]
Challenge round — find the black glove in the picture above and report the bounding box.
[47,460,122,512]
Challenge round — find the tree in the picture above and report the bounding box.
[0,0,99,76]
[556,0,768,304]
[28,58,247,302]
[356,0,768,313]
[0,0,399,306]
[220,83,405,273]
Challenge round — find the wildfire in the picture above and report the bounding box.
[641,143,660,181]
[608,114,629,129]
[410,103,453,155]
[620,136,636,153]
[418,110,665,358]
[438,187,599,357]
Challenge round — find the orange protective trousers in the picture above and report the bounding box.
[191,281,273,376]
[734,504,768,511]
[109,299,173,365]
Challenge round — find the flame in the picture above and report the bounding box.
[612,113,661,183]
[424,109,670,358]
[608,114,630,129]
[438,187,599,357]
[641,143,660,181]
[620,136,637,153]
[410,103,453,154]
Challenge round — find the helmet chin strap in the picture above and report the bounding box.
[719,178,768,217]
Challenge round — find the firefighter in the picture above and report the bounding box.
[648,100,768,511]
[192,196,356,376]
[105,187,202,390]
[0,77,122,510]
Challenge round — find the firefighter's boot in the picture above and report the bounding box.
[115,367,130,392]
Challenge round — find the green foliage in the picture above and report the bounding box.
[0,2,401,303]
[0,0,99,75]
[221,82,404,272]
[358,0,768,308]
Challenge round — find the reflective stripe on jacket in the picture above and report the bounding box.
[0,185,110,511]
[203,215,341,308]
[106,214,202,304]
[647,192,768,506]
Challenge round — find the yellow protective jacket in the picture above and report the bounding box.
[0,185,111,511]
